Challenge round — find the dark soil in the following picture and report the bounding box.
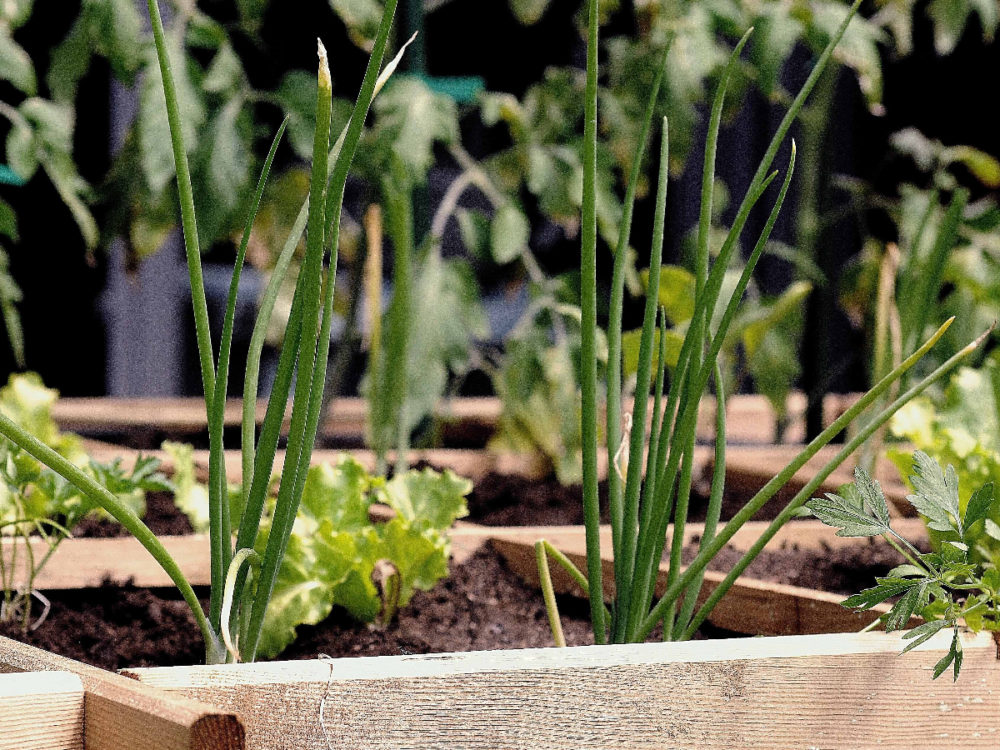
[0,536,902,672]
[73,491,194,538]
[464,469,791,526]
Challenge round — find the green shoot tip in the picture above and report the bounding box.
[317,39,331,88]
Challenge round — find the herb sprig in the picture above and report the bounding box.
[807,450,1000,680]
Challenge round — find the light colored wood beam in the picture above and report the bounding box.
[0,637,243,750]
[0,671,84,750]
[125,630,1000,750]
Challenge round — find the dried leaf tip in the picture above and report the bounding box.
[374,31,420,97]
[317,39,331,89]
[963,321,996,354]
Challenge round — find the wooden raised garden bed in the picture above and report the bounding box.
[4,515,998,748]
[3,395,970,749]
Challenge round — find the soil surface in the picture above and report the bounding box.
[1,535,903,672]
[73,491,195,538]
[464,468,794,526]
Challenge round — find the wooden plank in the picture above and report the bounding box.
[5,520,930,592]
[52,397,498,442]
[53,393,859,445]
[491,534,892,636]
[719,443,912,513]
[0,637,243,750]
[79,443,554,484]
[2,534,211,590]
[125,631,1000,749]
[0,671,84,750]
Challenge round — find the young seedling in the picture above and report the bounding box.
[808,450,1000,680]
[536,0,989,648]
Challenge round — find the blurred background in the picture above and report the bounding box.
[2,0,998,445]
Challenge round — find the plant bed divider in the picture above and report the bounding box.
[0,670,84,750]
[123,631,1000,750]
[0,638,243,750]
[53,393,859,449]
[720,443,911,513]
[79,440,557,484]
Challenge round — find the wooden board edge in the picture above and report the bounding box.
[124,631,1000,750]
[489,535,901,636]
[6,518,931,592]
[0,671,84,750]
[0,637,244,750]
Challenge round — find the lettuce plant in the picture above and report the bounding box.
[0,0,409,664]
[536,0,987,648]
[165,448,470,658]
[807,451,1000,680]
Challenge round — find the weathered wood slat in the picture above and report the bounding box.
[0,671,83,750]
[0,637,243,750]
[720,443,911,512]
[79,442,558,483]
[52,397,498,442]
[54,393,859,445]
[490,533,897,636]
[125,631,1000,750]
[5,520,929,592]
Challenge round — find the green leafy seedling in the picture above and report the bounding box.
[807,450,1000,681]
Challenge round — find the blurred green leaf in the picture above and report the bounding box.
[276,71,318,160]
[490,203,530,264]
[643,265,696,325]
[328,0,385,49]
[203,43,244,95]
[509,0,551,25]
[0,0,33,29]
[0,26,35,95]
[455,207,490,261]
[0,198,17,242]
[372,76,458,182]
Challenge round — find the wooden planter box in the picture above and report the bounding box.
[3,519,997,748]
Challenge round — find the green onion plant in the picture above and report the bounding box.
[0,0,403,664]
[537,0,988,646]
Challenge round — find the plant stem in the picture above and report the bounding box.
[535,541,566,647]
[580,0,606,644]
[615,119,669,641]
[242,0,400,662]
[145,0,215,402]
[606,44,669,603]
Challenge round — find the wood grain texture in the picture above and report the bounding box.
[0,671,83,750]
[125,631,1000,749]
[52,397,498,442]
[0,637,243,750]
